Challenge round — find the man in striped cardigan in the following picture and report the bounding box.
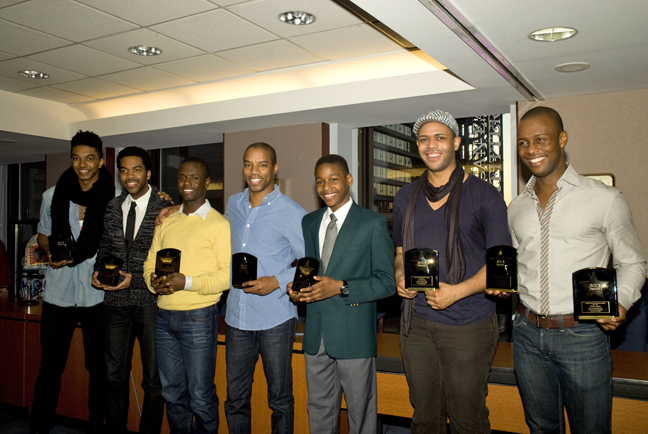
[92,146,169,434]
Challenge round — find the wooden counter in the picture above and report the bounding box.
[2,297,648,433]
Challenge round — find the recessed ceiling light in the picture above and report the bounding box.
[128,45,162,56]
[278,11,315,25]
[18,70,49,79]
[555,62,590,73]
[528,27,578,42]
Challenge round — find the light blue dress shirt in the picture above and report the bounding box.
[224,185,306,330]
[37,186,104,308]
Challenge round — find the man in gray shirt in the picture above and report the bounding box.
[490,106,646,433]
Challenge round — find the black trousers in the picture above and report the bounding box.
[104,303,164,434]
[30,302,107,433]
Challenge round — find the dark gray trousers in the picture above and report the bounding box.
[400,313,498,434]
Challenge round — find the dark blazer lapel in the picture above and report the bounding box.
[307,207,326,260]
[324,202,361,275]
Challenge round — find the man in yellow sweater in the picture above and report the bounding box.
[144,157,230,434]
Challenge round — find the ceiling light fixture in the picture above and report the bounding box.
[18,70,49,79]
[278,11,315,25]
[555,62,590,73]
[128,45,162,56]
[528,27,578,42]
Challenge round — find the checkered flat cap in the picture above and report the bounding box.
[413,110,459,137]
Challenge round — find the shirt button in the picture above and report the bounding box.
[243,243,246,247]
[246,224,250,227]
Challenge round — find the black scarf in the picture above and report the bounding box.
[51,166,114,266]
[401,162,466,336]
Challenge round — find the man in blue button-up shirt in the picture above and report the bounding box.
[223,142,306,434]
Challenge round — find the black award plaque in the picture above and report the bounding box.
[572,267,618,320]
[292,257,320,291]
[155,248,181,277]
[97,256,124,286]
[48,233,75,262]
[486,245,518,293]
[232,253,257,289]
[404,248,439,291]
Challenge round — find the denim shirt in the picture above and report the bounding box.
[37,186,104,308]
[224,185,306,330]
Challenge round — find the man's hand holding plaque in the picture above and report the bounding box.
[48,233,75,263]
[96,256,124,287]
[151,248,182,295]
[92,256,133,291]
[404,248,439,291]
[232,253,258,289]
[292,257,320,292]
[572,267,619,321]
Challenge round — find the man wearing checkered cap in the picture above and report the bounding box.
[392,110,511,433]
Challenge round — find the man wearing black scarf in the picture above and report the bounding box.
[31,130,115,434]
[393,110,511,434]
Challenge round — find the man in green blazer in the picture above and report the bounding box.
[289,154,395,434]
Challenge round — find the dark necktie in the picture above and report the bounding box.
[125,202,137,251]
[320,213,338,273]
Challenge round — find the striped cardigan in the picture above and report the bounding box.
[95,186,169,307]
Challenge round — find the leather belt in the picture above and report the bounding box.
[518,304,579,329]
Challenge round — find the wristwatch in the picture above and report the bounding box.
[340,280,349,297]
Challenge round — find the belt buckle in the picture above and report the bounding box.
[535,314,548,328]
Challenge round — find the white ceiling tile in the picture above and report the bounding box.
[75,0,218,27]
[0,58,87,85]
[28,45,143,76]
[83,29,205,65]
[99,67,195,91]
[217,40,324,71]
[0,0,137,42]
[206,0,249,6]
[18,86,96,103]
[152,54,254,82]
[0,51,15,61]
[230,0,363,37]
[0,0,24,7]
[52,77,142,99]
[0,19,71,56]
[0,75,40,92]
[151,9,277,52]
[289,24,401,60]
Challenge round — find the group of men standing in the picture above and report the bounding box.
[29,104,645,434]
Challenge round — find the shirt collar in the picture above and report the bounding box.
[124,184,152,209]
[325,198,353,223]
[525,163,579,195]
[244,184,281,206]
[179,199,211,220]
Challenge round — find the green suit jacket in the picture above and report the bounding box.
[302,202,395,359]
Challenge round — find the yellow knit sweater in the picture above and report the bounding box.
[144,207,231,311]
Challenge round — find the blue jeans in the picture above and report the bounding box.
[104,303,164,434]
[156,304,220,434]
[513,311,613,434]
[224,318,297,434]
